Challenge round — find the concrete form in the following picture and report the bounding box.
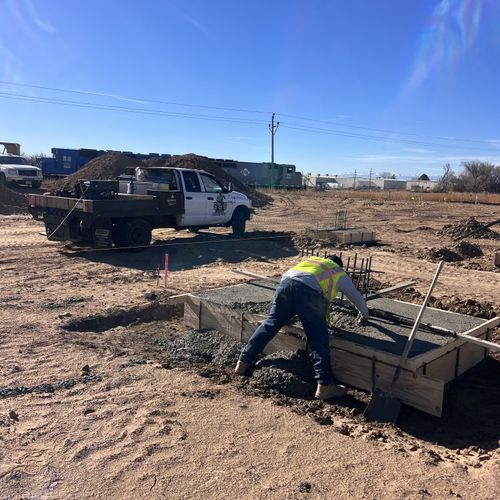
[305,227,376,245]
[184,281,499,417]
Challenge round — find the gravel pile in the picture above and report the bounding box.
[438,217,499,240]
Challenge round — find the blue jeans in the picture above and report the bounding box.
[240,277,333,385]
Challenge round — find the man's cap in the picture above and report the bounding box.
[326,254,343,268]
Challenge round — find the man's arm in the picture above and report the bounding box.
[336,275,369,318]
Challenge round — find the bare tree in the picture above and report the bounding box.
[460,161,498,192]
[435,163,455,192]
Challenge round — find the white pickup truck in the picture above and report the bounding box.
[29,167,253,247]
[0,154,43,188]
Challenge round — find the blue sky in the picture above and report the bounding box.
[1,0,500,178]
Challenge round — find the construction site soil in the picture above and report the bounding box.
[1,191,499,498]
[48,152,272,208]
[438,216,500,240]
[0,184,28,215]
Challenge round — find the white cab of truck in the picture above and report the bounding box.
[0,154,43,188]
[119,166,253,235]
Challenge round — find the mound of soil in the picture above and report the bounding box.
[438,217,499,240]
[47,152,272,208]
[51,153,142,190]
[292,231,333,250]
[252,351,316,398]
[391,287,499,320]
[163,154,273,208]
[423,247,463,262]
[454,240,483,258]
[0,184,28,214]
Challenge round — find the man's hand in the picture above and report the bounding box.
[356,313,368,327]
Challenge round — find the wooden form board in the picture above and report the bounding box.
[182,294,497,417]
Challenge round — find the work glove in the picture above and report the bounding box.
[356,313,368,327]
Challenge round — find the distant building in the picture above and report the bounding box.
[406,180,438,192]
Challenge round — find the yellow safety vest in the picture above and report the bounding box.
[291,256,346,302]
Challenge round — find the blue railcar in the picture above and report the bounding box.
[39,148,172,177]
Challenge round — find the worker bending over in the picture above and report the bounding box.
[235,255,369,400]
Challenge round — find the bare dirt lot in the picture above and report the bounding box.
[1,191,499,499]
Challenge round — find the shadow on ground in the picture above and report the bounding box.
[398,357,500,451]
[60,230,298,272]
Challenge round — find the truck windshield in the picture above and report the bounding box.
[0,156,28,165]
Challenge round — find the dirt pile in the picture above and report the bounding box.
[438,217,499,240]
[50,153,142,190]
[163,154,273,208]
[252,351,316,398]
[422,247,463,262]
[0,184,28,214]
[454,240,483,258]
[292,231,334,250]
[391,287,499,320]
[48,152,272,208]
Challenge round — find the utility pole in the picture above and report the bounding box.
[268,113,279,188]
[353,168,357,190]
[369,168,373,190]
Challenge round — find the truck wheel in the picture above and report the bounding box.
[231,209,247,236]
[124,218,152,248]
[32,181,42,189]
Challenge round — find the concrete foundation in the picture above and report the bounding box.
[185,281,499,417]
[305,228,376,244]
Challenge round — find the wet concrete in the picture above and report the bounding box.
[196,281,490,359]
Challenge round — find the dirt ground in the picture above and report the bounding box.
[1,190,499,499]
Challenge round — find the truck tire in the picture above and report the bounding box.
[123,218,152,248]
[32,181,42,189]
[231,208,247,236]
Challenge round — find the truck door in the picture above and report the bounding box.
[199,173,232,224]
[178,170,207,226]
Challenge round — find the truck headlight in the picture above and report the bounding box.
[37,170,43,177]
[7,168,17,175]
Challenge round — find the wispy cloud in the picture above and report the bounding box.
[72,89,148,105]
[183,15,209,35]
[25,0,56,33]
[401,147,435,154]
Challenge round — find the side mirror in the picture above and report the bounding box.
[227,182,232,192]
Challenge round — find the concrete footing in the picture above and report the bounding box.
[183,281,499,417]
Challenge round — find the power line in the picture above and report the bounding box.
[0,80,271,116]
[278,112,498,147]
[280,123,500,153]
[1,80,497,147]
[1,83,499,154]
[0,92,267,126]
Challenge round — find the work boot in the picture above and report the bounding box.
[234,360,252,376]
[315,383,347,400]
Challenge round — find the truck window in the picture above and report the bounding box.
[200,173,224,193]
[182,171,202,192]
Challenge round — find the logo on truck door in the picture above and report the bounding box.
[212,193,227,215]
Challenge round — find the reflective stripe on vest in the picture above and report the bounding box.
[291,257,346,301]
